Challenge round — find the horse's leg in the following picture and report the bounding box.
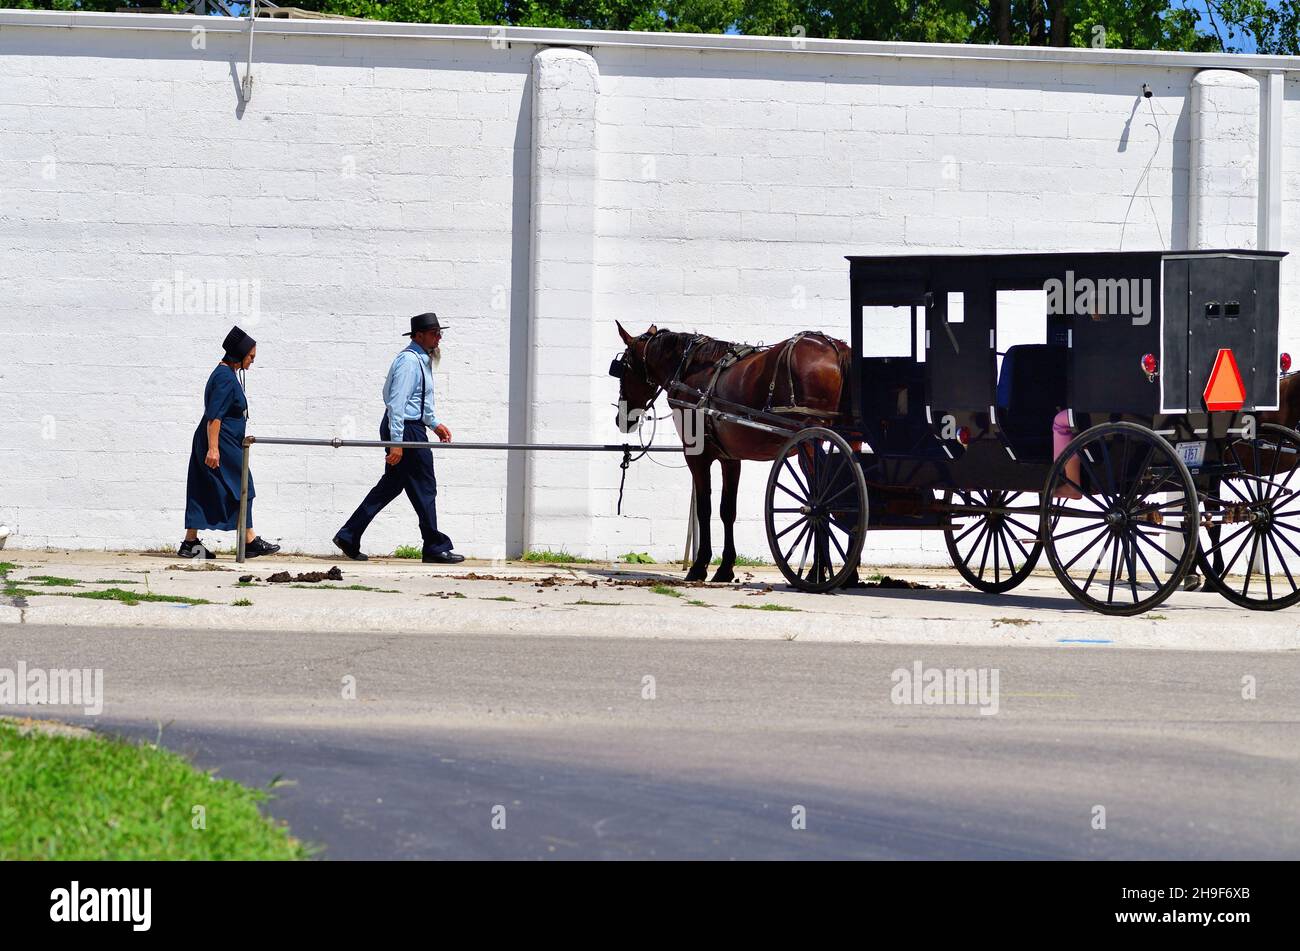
[710,458,741,583]
[685,453,713,582]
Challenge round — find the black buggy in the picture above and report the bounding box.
[760,250,1299,616]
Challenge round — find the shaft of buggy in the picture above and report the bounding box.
[236,435,682,563]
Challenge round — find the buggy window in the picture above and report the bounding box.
[995,289,1049,378]
[860,304,924,362]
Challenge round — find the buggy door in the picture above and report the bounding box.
[1163,255,1280,413]
[926,273,995,413]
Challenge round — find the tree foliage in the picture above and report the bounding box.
[9,0,1300,53]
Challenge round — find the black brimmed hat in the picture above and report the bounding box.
[404,312,447,337]
[221,326,256,362]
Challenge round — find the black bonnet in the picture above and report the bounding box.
[222,326,256,362]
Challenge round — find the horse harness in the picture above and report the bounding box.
[667,331,843,460]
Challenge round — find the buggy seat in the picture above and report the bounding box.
[996,344,1068,461]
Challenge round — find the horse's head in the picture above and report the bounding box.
[611,321,664,432]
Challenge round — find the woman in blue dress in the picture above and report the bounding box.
[179,327,280,558]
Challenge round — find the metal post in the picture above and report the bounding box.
[236,439,250,563]
[682,485,698,569]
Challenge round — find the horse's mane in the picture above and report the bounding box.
[656,331,756,370]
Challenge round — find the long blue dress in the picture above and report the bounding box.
[185,364,253,531]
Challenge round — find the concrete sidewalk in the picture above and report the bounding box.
[0,550,1295,651]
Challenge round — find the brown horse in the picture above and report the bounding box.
[613,322,852,582]
[1259,370,1300,429]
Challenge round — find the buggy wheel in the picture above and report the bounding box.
[765,427,868,593]
[1041,422,1198,616]
[943,490,1042,593]
[1196,423,1300,610]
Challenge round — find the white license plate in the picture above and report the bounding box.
[1175,441,1206,469]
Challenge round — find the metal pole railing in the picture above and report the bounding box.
[237,440,251,562]
[235,435,682,563]
[682,484,697,569]
[245,436,682,452]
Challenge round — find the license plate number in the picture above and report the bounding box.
[1175,441,1206,469]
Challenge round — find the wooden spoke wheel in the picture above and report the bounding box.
[1196,423,1300,610]
[765,427,868,593]
[1041,422,1198,616]
[943,489,1043,593]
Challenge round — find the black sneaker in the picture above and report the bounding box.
[423,551,465,565]
[245,537,281,558]
[178,539,214,559]
[333,534,368,561]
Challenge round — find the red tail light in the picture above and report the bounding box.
[1141,353,1158,378]
[1281,352,1292,373]
[956,426,971,447]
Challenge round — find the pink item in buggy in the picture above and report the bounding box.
[1052,410,1074,459]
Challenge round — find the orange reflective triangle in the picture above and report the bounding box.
[1203,348,1246,412]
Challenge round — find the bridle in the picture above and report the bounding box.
[609,330,705,417]
[609,330,706,511]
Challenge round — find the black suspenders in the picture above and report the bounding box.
[419,354,427,421]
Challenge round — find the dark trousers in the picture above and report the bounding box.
[337,417,453,557]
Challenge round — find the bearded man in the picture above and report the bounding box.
[333,313,463,564]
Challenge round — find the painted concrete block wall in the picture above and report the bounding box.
[593,51,1206,564]
[1280,77,1300,356]
[524,47,603,556]
[0,13,1295,566]
[1188,70,1259,250]
[0,21,533,557]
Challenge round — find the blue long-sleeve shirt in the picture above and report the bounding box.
[384,342,439,442]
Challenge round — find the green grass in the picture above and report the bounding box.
[570,600,630,606]
[710,555,770,566]
[93,579,139,585]
[70,588,210,607]
[651,584,682,598]
[2,582,209,606]
[732,603,800,612]
[620,552,656,564]
[231,599,253,607]
[522,549,600,564]
[480,595,517,602]
[0,564,36,600]
[287,584,400,593]
[23,575,81,587]
[0,719,308,860]
[393,545,423,559]
[686,599,709,607]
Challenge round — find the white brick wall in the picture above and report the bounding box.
[0,12,1297,566]
[1280,77,1300,362]
[0,18,532,556]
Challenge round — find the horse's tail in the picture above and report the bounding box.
[836,339,854,419]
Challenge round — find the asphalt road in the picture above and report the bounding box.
[3,625,1297,859]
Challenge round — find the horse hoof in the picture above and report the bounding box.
[684,570,707,582]
[710,569,735,583]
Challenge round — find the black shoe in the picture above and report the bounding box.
[333,534,368,561]
[244,537,281,558]
[177,539,214,559]
[423,551,465,565]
